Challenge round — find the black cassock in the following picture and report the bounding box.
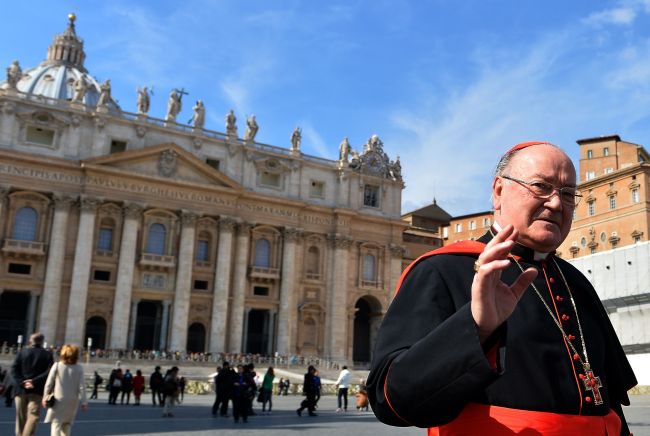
[368,231,637,435]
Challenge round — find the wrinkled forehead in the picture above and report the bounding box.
[507,145,576,181]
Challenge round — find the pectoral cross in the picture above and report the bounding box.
[582,364,603,405]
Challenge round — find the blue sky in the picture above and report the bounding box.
[3,0,650,216]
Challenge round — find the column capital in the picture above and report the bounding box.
[162,299,172,307]
[79,196,101,212]
[283,227,302,242]
[389,243,405,258]
[123,202,144,219]
[181,210,199,226]
[328,233,353,249]
[0,185,10,198]
[238,221,254,235]
[218,216,237,232]
[52,193,76,209]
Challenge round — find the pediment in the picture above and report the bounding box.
[82,143,240,189]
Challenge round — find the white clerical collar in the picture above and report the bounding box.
[492,221,552,261]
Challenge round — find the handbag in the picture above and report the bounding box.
[44,363,58,408]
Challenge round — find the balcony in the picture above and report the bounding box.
[304,272,321,281]
[2,239,46,259]
[139,253,176,271]
[248,265,280,282]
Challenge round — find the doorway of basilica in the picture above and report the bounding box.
[245,309,271,354]
[133,301,162,350]
[0,291,30,345]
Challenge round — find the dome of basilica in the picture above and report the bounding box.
[1,14,120,111]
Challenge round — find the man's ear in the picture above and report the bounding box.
[492,176,503,211]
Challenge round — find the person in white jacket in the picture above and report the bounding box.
[42,344,88,436]
[335,366,351,413]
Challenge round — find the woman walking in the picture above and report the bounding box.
[260,367,274,414]
[42,344,88,435]
[132,370,145,405]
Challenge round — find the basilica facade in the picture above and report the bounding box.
[0,15,406,362]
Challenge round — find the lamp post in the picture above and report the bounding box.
[17,334,23,351]
[86,337,92,364]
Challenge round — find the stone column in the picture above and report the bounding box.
[389,244,405,302]
[38,194,75,343]
[325,234,352,361]
[169,211,198,351]
[276,227,300,355]
[127,299,140,349]
[0,101,17,144]
[159,300,171,350]
[26,292,38,335]
[209,217,236,353]
[0,186,9,240]
[109,203,143,349]
[228,222,252,353]
[64,197,100,345]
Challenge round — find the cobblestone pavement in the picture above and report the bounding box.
[0,393,648,435]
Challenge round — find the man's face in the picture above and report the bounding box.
[493,145,576,252]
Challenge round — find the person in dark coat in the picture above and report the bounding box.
[368,142,637,435]
[90,371,103,399]
[150,366,163,406]
[120,369,133,404]
[212,362,235,417]
[232,364,255,423]
[11,332,54,436]
[296,365,318,417]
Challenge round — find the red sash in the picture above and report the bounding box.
[428,403,622,436]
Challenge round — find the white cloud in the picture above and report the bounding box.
[583,7,637,26]
[299,123,329,158]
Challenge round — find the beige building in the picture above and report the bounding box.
[400,200,449,270]
[558,135,649,258]
[0,16,407,363]
[443,211,493,245]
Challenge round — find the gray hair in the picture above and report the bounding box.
[494,142,561,177]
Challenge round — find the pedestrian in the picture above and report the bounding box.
[1,365,14,407]
[212,362,234,417]
[368,141,637,434]
[11,332,54,436]
[150,366,163,406]
[335,365,351,413]
[90,371,103,399]
[132,370,145,405]
[245,363,257,416]
[162,366,179,417]
[42,344,88,436]
[108,368,122,405]
[178,376,186,403]
[296,365,318,417]
[283,378,290,395]
[232,364,255,423]
[120,369,133,404]
[260,367,274,414]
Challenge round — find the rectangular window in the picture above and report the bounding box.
[309,180,325,198]
[110,140,127,154]
[587,150,593,159]
[609,196,616,210]
[443,227,448,238]
[632,188,640,203]
[8,263,31,275]
[469,220,476,230]
[196,240,209,262]
[585,171,596,181]
[97,228,113,251]
[26,126,55,146]
[588,202,595,216]
[605,168,614,174]
[603,147,609,156]
[454,223,462,233]
[253,286,269,296]
[363,185,379,207]
[260,171,281,188]
[206,158,220,171]
[93,270,111,281]
[193,280,209,290]
[482,218,491,228]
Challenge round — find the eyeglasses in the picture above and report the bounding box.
[501,175,582,206]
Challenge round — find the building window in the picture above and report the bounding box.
[363,185,379,207]
[609,196,616,210]
[193,280,209,290]
[588,201,595,216]
[600,232,606,242]
[603,147,609,156]
[253,286,269,296]
[254,239,271,267]
[611,240,617,248]
[97,228,113,251]
[93,270,111,281]
[260,171,281,188]
[12,207,38,241]
[205,158,220,171]
[305,246,320,278]
[110,140,127,154]
[196,239,209,262]
[585,171,596,181]
[26,126,55,146]
[590,247,596,254]
[580,237,587,247]
[587,150,593,159]
[443,227,448,238]
[309,180,325,198]
[146,223,167,254]
[631,188,640,203]
[633,234,641,243]
[482,218,490,228]
[363,254,376,282]
[8,263,31,275]
[454,223,462,233]
[469,220,476,230]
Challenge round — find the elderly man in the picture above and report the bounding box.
[11,332,53,436]
[368,142,637,435]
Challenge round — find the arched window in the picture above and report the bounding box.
[306,246,320,276]
[12,207,38,241]
[254,239,271,267]
[146,223,167,255]
[363,254,376,282]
